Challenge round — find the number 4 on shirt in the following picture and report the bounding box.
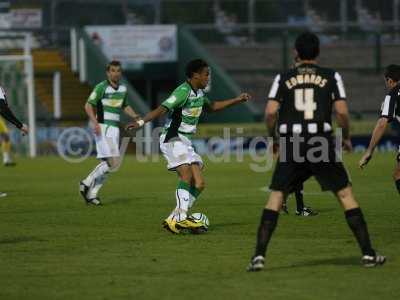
[295,88,317,120]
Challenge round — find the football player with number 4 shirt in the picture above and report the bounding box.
[247,32,385,272]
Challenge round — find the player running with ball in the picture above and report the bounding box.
[126,59,251,234]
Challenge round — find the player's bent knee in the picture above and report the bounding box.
[336,187,349,199]
[336,186,359,210]
[336,186,353,201]
[179,171,193,183]
[177,165,193,182]
[195,180,205,191]
[265,191,284,211]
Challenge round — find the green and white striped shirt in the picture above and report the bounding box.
[161,81,211,141]
[87,80,128,127]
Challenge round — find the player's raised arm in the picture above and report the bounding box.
[206,93,251,112]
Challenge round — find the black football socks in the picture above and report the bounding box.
[345,208,375,257]
[254,209,279,257]
[295,189,304,212]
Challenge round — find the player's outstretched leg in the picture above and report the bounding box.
[247,191,283,272]
[337,186,386,267]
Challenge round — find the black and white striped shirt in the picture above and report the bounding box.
[380,84,400,122]
[0,85,23,129]
[267,63,346,136]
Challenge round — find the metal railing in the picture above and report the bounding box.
[159,0,400,32]
[188,26,399,73]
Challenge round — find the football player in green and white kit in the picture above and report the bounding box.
[80,60,141,205]
[126,59,251,233]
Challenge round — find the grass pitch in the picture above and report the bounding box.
[0,153,399,300]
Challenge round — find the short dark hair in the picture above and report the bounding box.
[295,32,320,60]
[106,60,122,71]
[185,59,208,78]
[384,64,400,82]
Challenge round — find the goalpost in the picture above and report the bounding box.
[0,33,36,157]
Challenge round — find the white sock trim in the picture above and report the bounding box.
[83,161,110,186]
[174,189,190,221]
[87,174,107,199]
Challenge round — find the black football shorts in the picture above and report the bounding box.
[269,135,350,193]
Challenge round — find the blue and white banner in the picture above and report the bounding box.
[85,25,177,68]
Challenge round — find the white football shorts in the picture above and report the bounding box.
[159,133,203,171]
[95,124,120,159]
